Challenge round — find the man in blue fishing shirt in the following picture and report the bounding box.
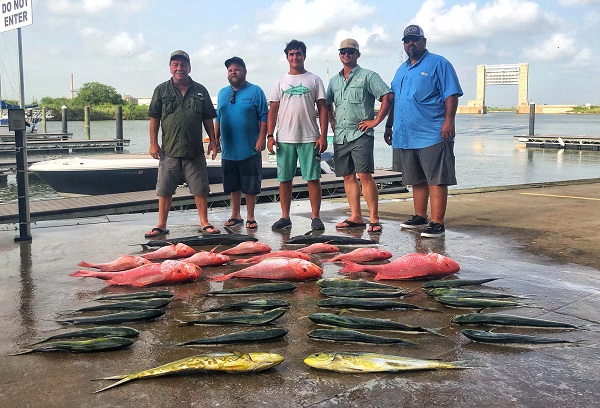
[384,25,463,238]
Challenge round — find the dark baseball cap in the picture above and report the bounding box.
[402,25,425,41]
[170,50,190,64]
[224,56,246,69]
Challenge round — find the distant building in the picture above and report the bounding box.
[137,98,152,106]
[123,94,138,104]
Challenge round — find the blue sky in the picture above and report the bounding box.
[1,0,599,107]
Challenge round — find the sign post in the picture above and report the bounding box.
[2,1,33,241]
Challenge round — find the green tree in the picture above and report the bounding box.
[75,82,124,105]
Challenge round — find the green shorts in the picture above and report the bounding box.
[276,142,321,182]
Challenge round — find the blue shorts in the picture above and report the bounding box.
[222,153,262,195]
[156,154,210,196]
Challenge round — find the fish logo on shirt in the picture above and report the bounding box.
[282,84,310,97]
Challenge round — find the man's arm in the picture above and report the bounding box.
[266,101,279,154]
[383,99,394,146]
[358,92,394,133]
[256,121,267,152]
[203,118,219,160]
[442,94,459,142]
[149,117,161,159]
[315,99,328,153]
[326,104,336,132]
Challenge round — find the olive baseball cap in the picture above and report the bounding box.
[339,38,359,51]
[170,50,190,64]
[402,25,425,41]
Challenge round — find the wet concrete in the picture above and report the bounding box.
[1,180,599,407]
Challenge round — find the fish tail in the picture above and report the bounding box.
[338,261,364,274]
[447,361,474,369]
[93,376,133,393]
[69,270,99,278]
[210,274,232,281]
[77,261,95,267]
[8,348,34,355]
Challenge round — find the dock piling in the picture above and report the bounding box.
[84,106,91,140]
[116,105,123,152]
[9,109,32,241]
[529,103,535,136]
[61,105,68,138]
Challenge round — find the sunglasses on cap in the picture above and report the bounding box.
[339,49,356,55]
[229,89,236,104]
[403,36,422,44]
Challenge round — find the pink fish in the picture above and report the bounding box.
[180,250,231,267]
[323,248,393,263]
[339,252,460,281]
[211,257,322,281]
[296,243,340,254]
[70,260,200,287]
[141,243,195,260]
[220,241,272,255]
[77,255,152,272]
[233,250,311,264]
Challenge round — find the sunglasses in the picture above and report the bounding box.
[229,89,236,104]
[339,49,356,55]
[403,36,422,44]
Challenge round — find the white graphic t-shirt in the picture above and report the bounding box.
[270,71,325,143]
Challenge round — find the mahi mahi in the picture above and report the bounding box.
[176,328,288,346]
[307,329,416,345]
[94,351,284,393]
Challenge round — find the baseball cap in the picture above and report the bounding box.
[170,50,190,64]
[402,25,425,41]
[224,56,246,69]
[339,38,359,51]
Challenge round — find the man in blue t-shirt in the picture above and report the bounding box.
[384,25,463,238]
[215,57,268,229]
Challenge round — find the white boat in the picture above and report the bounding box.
[29,153,333,196]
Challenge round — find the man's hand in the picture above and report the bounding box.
[383,128,393,146]
[267,137,278,154]
[149,143,161,159]
[358,119,378,133]
[314,135,328,154]
[255,138,266,152]
[441,119,456,142]
[207,140,220,160]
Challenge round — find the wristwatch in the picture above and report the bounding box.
[267,135,274,138]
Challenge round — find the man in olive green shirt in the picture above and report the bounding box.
[145,50,220,237]
[326,39,393,233]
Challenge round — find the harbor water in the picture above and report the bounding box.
[1,113,600,203]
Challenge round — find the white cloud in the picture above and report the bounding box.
[257,0,376,38]
[50,0,148,16]
[528,33,592,62]
[414,0,560,43]
[104,33,146,57]
[559,0,600,5]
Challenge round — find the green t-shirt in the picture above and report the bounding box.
[148,77,216,158]
[326,65,391,144]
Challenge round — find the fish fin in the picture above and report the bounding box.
[209,246,219,253]
[93,376,134,393]
[8,348,35,355]
[210,274,231,282]
[93,374,128,381]
[335,309,349,316]
[224,226,234,235]
[338,261,363,274]
[77,261,94,267]
[303,230,313,236]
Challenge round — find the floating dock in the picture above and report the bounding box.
[0,169,404,223]
[514,134,600,150]
[0,134,130,155]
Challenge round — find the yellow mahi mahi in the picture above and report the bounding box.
[94,351,284,392]
[304,351,470,373]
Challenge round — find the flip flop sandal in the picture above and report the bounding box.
[200,225,220,235]
[368,223,383,233]
[336,219,366,229]
[246,220,258,229]
[145,227,169,238]
[224,218,244,227]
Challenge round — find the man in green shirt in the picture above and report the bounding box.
[326,39,393,233]
[145,50,220,238]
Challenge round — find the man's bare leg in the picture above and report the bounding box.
[195,195,219,234]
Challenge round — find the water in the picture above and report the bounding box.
[2,114,600,202]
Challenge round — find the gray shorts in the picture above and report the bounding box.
[156,155,210,196]
[398,141,457,186]
[333,134,374,177]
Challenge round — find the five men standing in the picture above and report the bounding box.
[147,27,460,239]
[326,38,393,233]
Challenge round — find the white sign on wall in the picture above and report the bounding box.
[1,0,32,33]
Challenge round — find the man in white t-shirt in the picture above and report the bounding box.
[267,39,329,231]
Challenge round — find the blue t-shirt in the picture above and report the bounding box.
[216,82,268,161]
[390,50,463,149]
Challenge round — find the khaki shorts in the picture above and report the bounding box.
[156,155,210,196]
[398,141,457,186]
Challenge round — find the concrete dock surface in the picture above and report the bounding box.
[0,178,599,407]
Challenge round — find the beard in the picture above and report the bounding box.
[228,74,246,88]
